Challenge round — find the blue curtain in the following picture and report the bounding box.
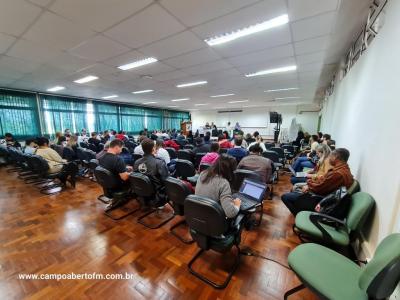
[145,108,162,131]
[93,102,120,132]
[0,90,41,139]
[163,110,190,130]
[120,105,144,134]
[40,95,88,135]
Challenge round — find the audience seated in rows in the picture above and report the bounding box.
[155,139,170,165]
[218,134,233,149]
[24,138,37,154]
[247,135,267,152]
[227,136,248,162]
[193,137,211,154]
[195,154,241,218]
[281,148,354,216]
[36,137,66,174]
[200,142,220,165]
[134,135,146,156]
[237,143,272,184]
[164,138,180,151]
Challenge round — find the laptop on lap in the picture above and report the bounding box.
[232,179,267,211]
[288,165,306,178]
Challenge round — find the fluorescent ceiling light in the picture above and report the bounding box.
[168,105,179,108]
[132,89,153,94]
[118,57,158,71]
[171,98,190,102]
[74,75,98,84]
[195,103,209,106]
[245,65,297,77]
[47,86,65,92]
[210,93,235,98]
[102,95,118,99]
[176,81,207,88]
[228,100,248,104]
[275,96,301,100]
[205,14,289,46]
[143,101,157,105]
[265,87,298,92]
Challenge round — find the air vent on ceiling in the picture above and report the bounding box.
[217,109,243,113]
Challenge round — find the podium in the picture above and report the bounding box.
[181,121,192,135]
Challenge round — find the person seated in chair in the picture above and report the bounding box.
[133,135,146,156]
[36,137,67,174]
[88,132,101,147]
[193,137,211,154]
[227,136,248,162]
[133,138,169,205]
[200,142,220,165]
[24,138,37,154]
[218,134,233,149]
[237,143,272,184]
[247,135,267,153]
[3,133,21,148]
[98,139,132,189]
[281,148,354,216]
[195,154,241,219]
[155,139,170,165]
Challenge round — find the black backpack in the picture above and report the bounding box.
[318,186,351,220]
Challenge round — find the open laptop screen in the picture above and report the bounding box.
[240,180,265,201]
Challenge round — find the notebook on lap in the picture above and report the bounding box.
[232,179,267,211]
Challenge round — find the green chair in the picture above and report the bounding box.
[347,179,361,195]
[294,192,375,247]
[285,233,400,299]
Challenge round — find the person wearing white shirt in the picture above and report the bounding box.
[247,136,267,153]
[155,139,170,165]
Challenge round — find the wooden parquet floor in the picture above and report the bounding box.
[0,167,319,300]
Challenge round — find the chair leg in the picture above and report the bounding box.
[188,245,241,289]
[284,284,305,300]
[104,199,141,221]
[170,218,194,244]
[137,204,175,229]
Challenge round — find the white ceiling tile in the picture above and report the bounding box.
[182,60,232,76]
[297,61,323,73]
[46,53,94,73]
[129,62,175,76]
[103,50,144,67]
[209,25,292,57]
[0,75,17,86]
[163,48,222,69]
[23,12,96,50]
[74,63,119,77]
[27,0,53,7]
[49,0,153,32]
[291,11,336,42]
[102,72,140,83]
[227,44,294,67]
[104,4,185,48]
[69,35,130,61]
[19,65,70,81]
[7,39,62,63]
[160,0,259,27]
[152,70,190,82]
[139,31,205,60]
[0,56,40,79]
[296,51,325,65]
[0,33,17,54]
[192,0,287,39]
[288,0,339,21]
[237,56,296,74]
[294,35,330,55]
[0,0,42,36]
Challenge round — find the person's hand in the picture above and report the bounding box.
[302,185,309,193]
[126,166,133,172]
[315,204,321,212]
[306,173,313,179]
[233,198,241,207]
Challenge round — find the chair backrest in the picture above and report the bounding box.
[165,177,192,215]
[270,147,284,158]
[89,159,99,170]
[63,147,76,161]
[219,148,228,154]
[88,143,98,153]
[346,192,375,232]
[185,194,230,249]
[232,169,262,192]
[83,149,96,160]
[80,142,88,148]
[262,151,279,163]
[177,149,194,162]
[76,148,89,162]
[199,163,211,172]
[132,154,143,162]
[359,233,400,299]
[265,142,275,150]
[175,159,196,179]
[29,155,49,175]
[94,166,120,190]
[184,144,194,150]
[129,172,155,197]
[165,147,177,159]
[347,179,361,195]
[194,153,206,168]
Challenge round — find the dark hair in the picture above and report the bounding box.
[36,137,49,146]
[318,132,323,138]
[109,139,124,148]
[25,138,36,145]
[253,131,259,138]
[332,148,350,162]
[141,138,155,155]
[58,136,66,145]
[202,154,237,184]
[155,139,164,149]
[5,133,13,138]
[234,136,242,146]
[210,142,220,153]
[323,134,331,140]
[195,137,204,146]
[218,134,224,141]
[204,134,210,142]
[91,132,97,137]
[311,134,319,142]
[249,143,262,154]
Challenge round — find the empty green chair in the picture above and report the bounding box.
[285,233,400,299]
[294,192,374,246]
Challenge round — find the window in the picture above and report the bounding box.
[145,108,162,131]
[40,95,88,135]
[93,102,120,132]
[120,105,144,134]
[0,90,40,139]
[163,110,190,130]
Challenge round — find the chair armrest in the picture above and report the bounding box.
[309,212,346,226]
[308,213,347,244]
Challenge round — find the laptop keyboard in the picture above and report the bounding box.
[233,193,259,211]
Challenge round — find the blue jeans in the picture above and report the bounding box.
[290,176,307,185]
[292,157,315,172]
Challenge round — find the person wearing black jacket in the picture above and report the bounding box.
[193,137,211,154]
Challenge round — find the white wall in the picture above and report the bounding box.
[191,104,319,139]
[321,0,400,254]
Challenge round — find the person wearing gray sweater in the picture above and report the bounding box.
[195,154,241,218]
